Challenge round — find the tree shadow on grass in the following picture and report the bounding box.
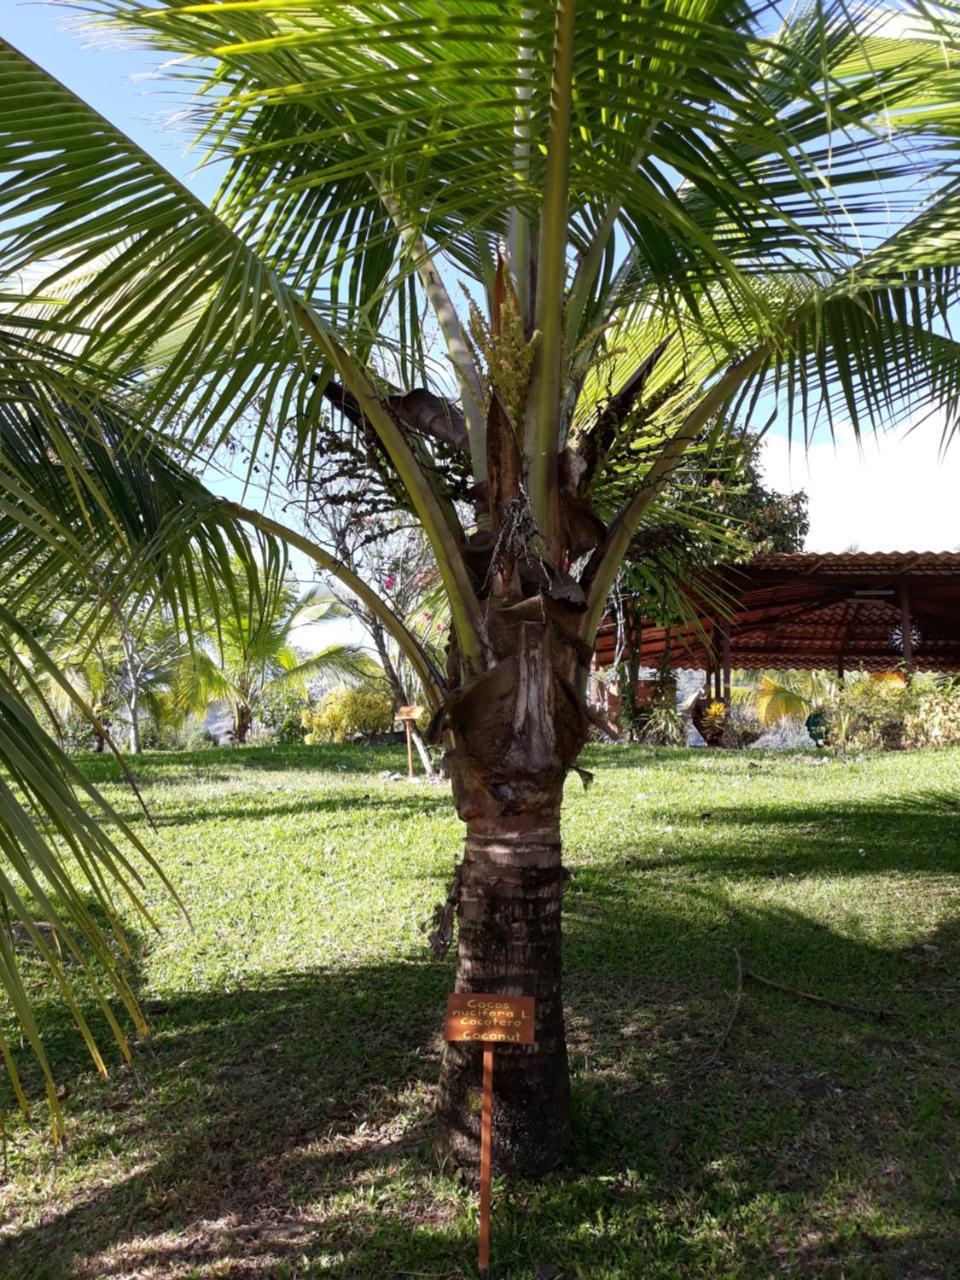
[558,891,960,1278]
[138,790,455,829]
[612,787,960,879]
[79,743,417,786]
[578,745,823,771]
[0,956,462,1279]
[2,795,960,1277]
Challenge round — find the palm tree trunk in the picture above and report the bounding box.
[615,598,642,741]
[118,619,142,755]
[436,806,569,1175]
[127,692,141,755]
[234,704,253,745]
[435,623,585,1175]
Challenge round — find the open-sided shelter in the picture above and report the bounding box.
[593,552,960,702]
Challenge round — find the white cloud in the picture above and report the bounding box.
[760,419,960,553]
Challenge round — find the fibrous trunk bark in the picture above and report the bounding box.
[437,806,569,1173]
[435,617,587,1176]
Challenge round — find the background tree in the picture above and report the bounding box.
[705,434,810,558]
[4,0,960,1171]
[39,606,186,754]
[607,432,810,736]
[295,501,447,773]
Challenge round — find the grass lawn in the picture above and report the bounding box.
[1,743,959,1278]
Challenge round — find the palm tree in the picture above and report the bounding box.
[4,0,960,1169]
[174,560,376,743]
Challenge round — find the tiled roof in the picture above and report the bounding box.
[743,551,960,573]
[594,551,960,672]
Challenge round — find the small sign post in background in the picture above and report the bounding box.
[443,993,536,1278]
[396,704,424,778]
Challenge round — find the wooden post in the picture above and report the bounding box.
[479,1043,494,1278]
[396,705,424,780]
[898,580,914,677]
[404,720,414,778]
[837,652,845,686]
[721,623,731,703]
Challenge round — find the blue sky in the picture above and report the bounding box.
[6,2,960,555]
[7,3,210,190]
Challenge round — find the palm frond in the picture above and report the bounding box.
[0,652,180,1138]
[270,643,381,691]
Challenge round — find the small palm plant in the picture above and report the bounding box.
[173,560,378,743]
[733,670,837,727]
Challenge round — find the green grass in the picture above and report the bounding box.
[1,742,959,1278]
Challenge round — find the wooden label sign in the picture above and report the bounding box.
[443,993,536,1045]
[444,994,535,1277]
[396,704,424,721]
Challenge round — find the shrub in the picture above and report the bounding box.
[302,687,394,743]
[904,679,960,749]
[182,723,221,750]
[816,672,960,754]
[820,676,902,751]
[701,698,728,746]
[258,685,312,744]
[55,711,103,754]
[720,703,764,748]
[139,720,220,751]
[641,696,686,747]
[138,720,181,751]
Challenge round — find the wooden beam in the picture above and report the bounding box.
[899,579,915,677]
[833,599,858,684]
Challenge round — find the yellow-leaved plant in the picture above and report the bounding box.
[302,688,394,744]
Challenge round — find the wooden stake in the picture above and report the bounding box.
[479,1043,494,1278]
[442,992,534,1276]
[405,720,414,778]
